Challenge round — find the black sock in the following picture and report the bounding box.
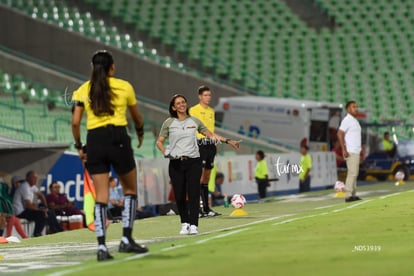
[94,202,107,246]
[97,236,105,246]
[122,194,137,239]
[201,184,210,212]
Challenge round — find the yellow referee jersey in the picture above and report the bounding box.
[190,103,215,139]
[72,77,137,130]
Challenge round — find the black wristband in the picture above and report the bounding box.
[225,138,230,144]
[135,125,144,137]
[74,142,83,150]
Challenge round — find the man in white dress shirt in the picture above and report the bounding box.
[337,101,362,202]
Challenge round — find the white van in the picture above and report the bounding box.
[215,96,345,151]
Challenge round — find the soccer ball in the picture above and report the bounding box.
[334,181,345,192]
[231,194,246,209]
[395,171,405,181]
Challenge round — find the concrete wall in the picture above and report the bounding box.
[0,6,243,107]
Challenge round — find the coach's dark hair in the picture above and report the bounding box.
[169,94,189,118]
[89,50,115,117]
[198,85,210,95]
[345,100,356,109]
[256,150,265,159]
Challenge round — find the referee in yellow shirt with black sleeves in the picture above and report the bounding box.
[72,50,148,261]
[190,85,221,217]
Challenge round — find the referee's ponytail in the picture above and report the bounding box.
[89,50,115,116]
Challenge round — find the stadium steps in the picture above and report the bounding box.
[280,0,337,31]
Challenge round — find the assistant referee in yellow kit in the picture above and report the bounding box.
[190,85,221,217]
[71,50,148,261]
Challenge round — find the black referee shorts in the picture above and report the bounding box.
[198,142,217,170]
[86,125,136,175]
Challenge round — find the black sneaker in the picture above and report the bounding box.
[345,197,355,203]
[119,239,148,254]
[207,211,222,217]
[199,212,208,218]
[97,250,114,261]
[345,196,362,203]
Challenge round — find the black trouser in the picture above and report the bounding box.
[256,178,268,199]
[17,209,46,237]
[299,176,311,193]
[169,158,202,226]
[46,209,63,234]
[108,206,123,218]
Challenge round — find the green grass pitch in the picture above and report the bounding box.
[1,181,414,276]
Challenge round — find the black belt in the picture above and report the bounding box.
[171,156,198,161]
[173,156,190,161]
[197,138,216,145]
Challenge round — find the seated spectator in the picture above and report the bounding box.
[46,181,86,227]
[332,140,345,167]
[13,171,63,236]
[211,172,228,206]
[381,132,394,151]
[381,132,396,157]
[0,215,28,239]
[135,206,154,220]
[108,177,124,218]
[0,177,28,238]
[0,212,5,236]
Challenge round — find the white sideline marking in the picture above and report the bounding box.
[47,228,250,276]
[46,216,292,276]
[200,214,294,236]
[314,204,336,210]
[52,200,376,276]
[272,200,372,226]
[196,228,249,244]
[380,192,401,199]
[160,244,187,252]
[63,198,375,276]
[47,252,151,276]
[331,199,372,213]
[45,191,410,276]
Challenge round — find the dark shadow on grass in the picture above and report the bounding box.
[143,253,189,260]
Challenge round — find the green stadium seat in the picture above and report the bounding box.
[0,69,160,157]
[3,0,414,133]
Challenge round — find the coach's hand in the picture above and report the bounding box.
[137,135,143,148]
[229,140,242,150]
